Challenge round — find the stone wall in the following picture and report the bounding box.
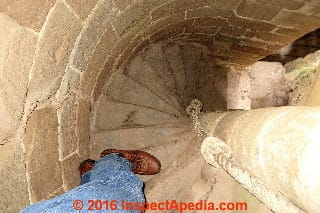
[0,0,320,212]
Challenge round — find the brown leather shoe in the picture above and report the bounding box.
[101,149,161,175]
[79,159,96,177]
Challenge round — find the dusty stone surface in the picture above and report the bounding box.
[103,72,181,116]
[65,0,98,20]
[27,2,82,104]
[0,15,37,142]
[272,10,320,31]
[79,24,116,98]
[90,126,187,158]
[125,55,181,109]
[71,0,117,71]
[0,0,56,31]
[250,61,291,109]
[24,107,62,203]
[227,70,251,110]
[95,98,177,130]
[0,142,29,213]
[56,66,80,98]
[164,45,186,102]
[112,0,149,36]
[111,0,133,11]
[77,98,91,160]
[58,96,78,159]
[61,153,81,190]
[92,56,115,101]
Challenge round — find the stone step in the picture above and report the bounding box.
[144,136,205,202]
[142,43,177,94]
[103,72,181,117]
[90,124,189,158]
[180,45,202,104]
[138,130,197,182]
[124,55,182,112]
[163,45,187,107]
[94,97,180,131]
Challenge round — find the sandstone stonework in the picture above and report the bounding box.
[77,99,91,161]
[65,0,98,20]
[58,96,78,159]
[27,2,82,104]
[24,107,62,203]
[61,153,81,190]
[0,143,29,212]
[0,0,56,31]
[0,15,37,142]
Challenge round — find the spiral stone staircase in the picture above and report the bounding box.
[90,42,272,212]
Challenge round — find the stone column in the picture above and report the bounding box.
[200,106,320,213]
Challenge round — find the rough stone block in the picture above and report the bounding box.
[92,56,115,101]
[27,2,82,104]
[0,15,37,142]
[0,142,29,212]
[229,12,277,32]
[116,37,150,76]
[0,0,56,31]
[152,0,238,21]
[178,33,215,46]
[65,0,98,20]
[192,17,228,27]
[227,70,251,110]
[259,0,305,10]
[58,96,78,159]
[245,30,291,45]
[116,33,144,69]
[249,61,290,109]
[24,107,62,203]
[144,12,185,37]
[274,27,305,38]
[79,24,116,98]
[236,0,282,21]
[149,21,186,42]
[112,1,148,36]
[56,66,80,98]
[111,0,133,11]
[232,44,271,56]
[272,10,320,31]
[186,6,231,19]
[185,25,219,34]
[77,99,90,160]
[71,0,117,71]
[111,17,150,60]
[61,153,81,190]
[151,0,191,21]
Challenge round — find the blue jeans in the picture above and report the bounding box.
[20,154,145,213]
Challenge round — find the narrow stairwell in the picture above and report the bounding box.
[90,41,275,213]
[91,42,220,204]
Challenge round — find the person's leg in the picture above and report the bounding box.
[20,154,145,213]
